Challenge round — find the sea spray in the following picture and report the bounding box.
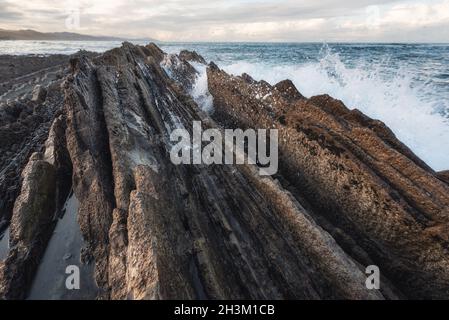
[190,61,214,113]
[2,41,448,170]
[220,44,449,171]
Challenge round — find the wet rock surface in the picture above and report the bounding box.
[0,52,93,226]
[179,50,207,65]
[31,85,47,103]
[207,64,449,299]
[0,152,56,299]
[0,54,69,97]
[0,43,448,299]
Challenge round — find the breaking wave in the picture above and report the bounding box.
[221,45,449,171]
[2,41,448,170]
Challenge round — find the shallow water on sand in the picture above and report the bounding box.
[27,192,98,300]
[0,227,10,261]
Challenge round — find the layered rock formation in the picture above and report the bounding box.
[0,52,93,228]
[207,65,449,299]
[0,43,448,300]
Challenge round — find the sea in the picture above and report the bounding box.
[0,40,448,171]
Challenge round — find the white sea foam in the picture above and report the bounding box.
[0,40,147,55]
[221,48,449,171]
[1,41,447,171]
[189,61,214,113]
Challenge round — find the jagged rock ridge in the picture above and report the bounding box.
[0,42,448,300]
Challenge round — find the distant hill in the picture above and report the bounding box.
[0,29,155,41]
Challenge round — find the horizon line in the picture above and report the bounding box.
[1,29,449,44]
[2,39,449,45]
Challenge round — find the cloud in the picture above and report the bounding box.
[0,0,448,42]
[0,1,24,21]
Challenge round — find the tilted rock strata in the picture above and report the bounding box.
[207,64,449,299]
[0,153,56,299]
[61,43,381,299]
[0,52,93,226]
[437,170,449,185]
[0,43,448,300]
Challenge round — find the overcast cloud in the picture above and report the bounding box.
[0,0,448,42]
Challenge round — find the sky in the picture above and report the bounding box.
[1,0,449,42]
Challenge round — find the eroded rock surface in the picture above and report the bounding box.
[0,153,56,299]
[0,43,448,300]
[0,52,92,226]
[437,170,449,185]
[179,50,207,64]
[207,64,449,299]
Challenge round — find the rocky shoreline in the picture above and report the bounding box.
[0,43,448,300]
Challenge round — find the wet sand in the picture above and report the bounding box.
[0,227,9,261]
[27,192,98,300]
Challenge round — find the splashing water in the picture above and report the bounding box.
[189,61,214,113]
[1,41,449,170]
[218,45,449,171]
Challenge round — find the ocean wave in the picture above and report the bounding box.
[2,41,448,171]
[221,45,449,171]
